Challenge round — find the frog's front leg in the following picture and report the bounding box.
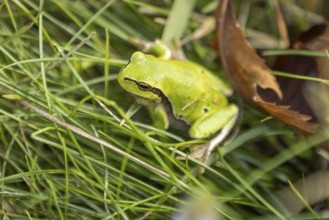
[189,104,239,172]
[146,104,169,130]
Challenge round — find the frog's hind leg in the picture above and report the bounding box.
[189,104,238,139]
[194,113,237,174]
[202,113,238,167]
[189,104,239,173]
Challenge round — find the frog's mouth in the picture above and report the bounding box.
[133,89,167,105]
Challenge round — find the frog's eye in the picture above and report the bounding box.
[137,82,152,91]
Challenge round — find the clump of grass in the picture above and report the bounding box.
[0,1,328,219]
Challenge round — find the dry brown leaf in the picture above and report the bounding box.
[214,0,318,135]
[291,23,329,85]
[272,22,329,125]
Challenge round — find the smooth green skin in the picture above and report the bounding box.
[118,51,238,139]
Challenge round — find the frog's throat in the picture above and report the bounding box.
[133,93,167,105]
[134,96,156,105]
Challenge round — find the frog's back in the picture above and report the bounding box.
[168,59,232,95]
[152,59,229,123]
[132,52,230,93]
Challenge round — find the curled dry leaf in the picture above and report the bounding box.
[293,23,329,80]
[271,23,329,125]
[215,0,319,135]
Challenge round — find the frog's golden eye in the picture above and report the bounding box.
[137,82,152,91]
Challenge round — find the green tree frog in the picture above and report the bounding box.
[118,49,238,165]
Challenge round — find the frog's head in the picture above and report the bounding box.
[118,51,164,104]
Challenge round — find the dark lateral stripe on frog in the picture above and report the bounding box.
[123,77,165,101]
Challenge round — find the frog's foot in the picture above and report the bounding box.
[175,119,234,173]
[143,40,172,60]
[181,112,238,174]
[185,105,238,173]
[176,143,208,161]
